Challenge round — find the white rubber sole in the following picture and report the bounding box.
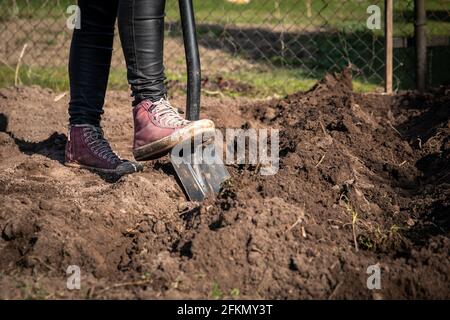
[133,119,215,161]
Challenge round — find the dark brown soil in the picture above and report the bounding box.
[0,71,448,299]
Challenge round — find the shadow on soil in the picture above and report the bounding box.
[0,113,124,183]
[394,90,450,245]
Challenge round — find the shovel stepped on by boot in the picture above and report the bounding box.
[168,0,230,201]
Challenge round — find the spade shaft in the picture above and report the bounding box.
[179,0,201,121]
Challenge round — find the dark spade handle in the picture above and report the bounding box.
[179,0,201,121]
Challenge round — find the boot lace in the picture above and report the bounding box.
[151,98,190,128]
[83,126,121,164]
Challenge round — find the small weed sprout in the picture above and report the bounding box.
[340,194,359,252]
[210,281,224,300]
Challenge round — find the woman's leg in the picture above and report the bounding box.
[68,0,119,126]
[66,0,143,175]
[117,0,214,161]
[118,0,167,105]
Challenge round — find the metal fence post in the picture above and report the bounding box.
[385,0,393,94]
[414,0,427,93]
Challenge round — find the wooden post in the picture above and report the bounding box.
[385,0,393,94]
[414,0,427,93]
[306,0,312,18]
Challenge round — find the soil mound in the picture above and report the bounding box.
[0,73,448,299]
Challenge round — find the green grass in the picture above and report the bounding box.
[1,0,448,36]
[0,65,128,92]
[225,68,380,96]
[170,0,449,37]
[1,63,380,98]
[230,68,318,96]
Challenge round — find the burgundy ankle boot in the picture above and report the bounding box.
[65,124,143,175]
[133,98,215,161]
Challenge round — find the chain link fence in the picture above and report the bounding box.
[0,0,449,94]
[393,0,450,89]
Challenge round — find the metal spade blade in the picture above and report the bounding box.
[170,134,230,201]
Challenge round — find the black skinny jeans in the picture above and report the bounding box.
[69,0,166,126]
